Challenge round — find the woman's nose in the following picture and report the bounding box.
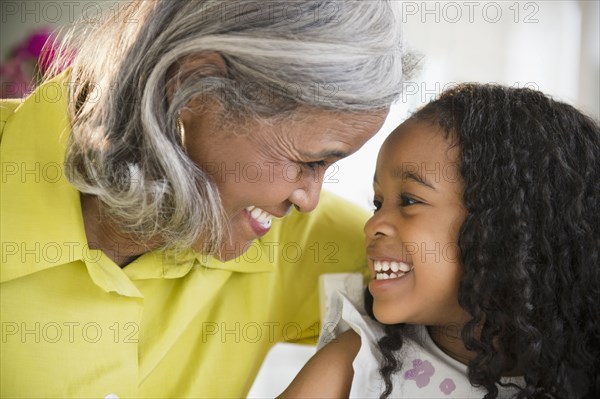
[288,171,324,213]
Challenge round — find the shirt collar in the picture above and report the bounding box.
[1,71,89,283]
[0,73,199,290]
[192,222,284,274]
[124,237,279,280]
[1,71,279,285]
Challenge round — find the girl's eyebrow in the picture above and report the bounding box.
[372,169,437,191]
[393,168,437,191]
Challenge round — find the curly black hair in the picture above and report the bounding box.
[368,84,600,399]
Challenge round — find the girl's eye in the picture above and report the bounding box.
[372,199,382,213]
[371,194,421,212]
[399,194,420,207]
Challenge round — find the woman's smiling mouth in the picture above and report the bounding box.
[245,206,274,236]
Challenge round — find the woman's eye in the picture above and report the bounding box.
[399,194,420,207]
[304,160,327,171]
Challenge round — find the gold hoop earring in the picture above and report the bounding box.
[177,113,186,146]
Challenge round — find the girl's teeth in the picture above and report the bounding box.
[375,271,407,281]
[373,260,413,280]
[399,262,411,272]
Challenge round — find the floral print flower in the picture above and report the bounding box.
[404,359,435,388]
[439,378,456,395]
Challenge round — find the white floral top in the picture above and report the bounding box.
[318,292,524,398]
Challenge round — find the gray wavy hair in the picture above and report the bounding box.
[50,0,418,253]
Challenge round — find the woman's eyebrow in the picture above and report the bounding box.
[392,168,437,191]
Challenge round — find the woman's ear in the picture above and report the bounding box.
[166,51,228,103]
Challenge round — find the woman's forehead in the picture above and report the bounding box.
[267,109,387,145]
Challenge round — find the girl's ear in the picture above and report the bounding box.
[166,51,228,103]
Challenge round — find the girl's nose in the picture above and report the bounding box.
[364,207,396,239]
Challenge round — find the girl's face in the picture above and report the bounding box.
[365,120,469,328]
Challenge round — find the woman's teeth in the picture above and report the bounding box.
[246,206,273,229]
[373,260,413,280]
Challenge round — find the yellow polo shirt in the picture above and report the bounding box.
[0,73,369,398]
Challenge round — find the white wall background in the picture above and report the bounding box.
[2,1,599,397]
[324,0,600,211]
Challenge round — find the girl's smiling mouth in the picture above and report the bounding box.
[372,259,414,280]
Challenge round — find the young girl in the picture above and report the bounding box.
[279,84,600,398]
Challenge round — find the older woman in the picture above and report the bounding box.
[0,1,415,397]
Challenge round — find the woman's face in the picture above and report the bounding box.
[365,120,468,328]
[183,103,386,260]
